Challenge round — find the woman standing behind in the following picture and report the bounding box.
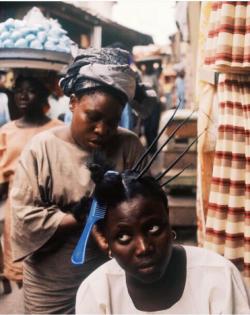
[0,75,62,308]
[10,48,147,314]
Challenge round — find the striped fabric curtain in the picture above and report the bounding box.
[205,73,250,285]
[203,1,250,286]
[204,1,250,73]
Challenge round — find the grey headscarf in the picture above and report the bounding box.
[60,48,136,102]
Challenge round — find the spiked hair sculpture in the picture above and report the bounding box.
[72,101,203,264]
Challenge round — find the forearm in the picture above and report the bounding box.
[36,213,84,255]
[56,213,83,235]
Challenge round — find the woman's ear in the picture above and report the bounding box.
[91,225,109,254]
[69,94,78,113]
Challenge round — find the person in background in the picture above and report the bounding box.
[76,160,250,314]
[0,75,62,312]
[0,69,21,127]
[10,48,147,314]
[159,70,176,110]
[46,74,70,122]
[0,69,11,127]
[175,70,186,109]
[139,61,162,154]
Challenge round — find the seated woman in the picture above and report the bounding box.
[75,158,250,314]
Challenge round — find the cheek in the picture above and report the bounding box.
[72,112,91,131]
[110,243,132,266]
[113,253,131,271]
[158,231,172,248]
[14,95,19,104]
[29,93,38,102]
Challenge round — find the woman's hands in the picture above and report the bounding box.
[71,196,91,222]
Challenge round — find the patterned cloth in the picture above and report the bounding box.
[204,1,250,73]
[60,48,136,101]
[205,73,250,286]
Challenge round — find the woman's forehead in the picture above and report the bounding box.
[108,195,167,222]
[16,79,32,86]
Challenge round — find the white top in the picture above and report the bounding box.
[47,95,69,119]
[76,246,250,314]
[0,92,10,126]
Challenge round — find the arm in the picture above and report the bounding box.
[0,128,9,200]
[10,146,84,262]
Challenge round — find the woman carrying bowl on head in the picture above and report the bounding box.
[0,75,62,311]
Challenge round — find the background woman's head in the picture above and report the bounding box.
[89,162,173,285]
[60,48,136,151]
[14,75,49,116]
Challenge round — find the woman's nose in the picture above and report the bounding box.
[94,121,109,135]
[19,90,28,98]
[135,236,152,256]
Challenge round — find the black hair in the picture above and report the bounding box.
[14,75,50,106]
[87,152,168,214]
[75,85,127,107]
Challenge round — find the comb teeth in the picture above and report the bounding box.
[94,205,106,219]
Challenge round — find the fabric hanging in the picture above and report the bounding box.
[204,1,250,73]
[205,73,250,286]
[202,1,250,287]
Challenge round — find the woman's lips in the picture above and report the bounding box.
[19,101,29,106]
[89,138,104,146]
[137,261,156,273]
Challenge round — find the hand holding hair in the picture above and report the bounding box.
[71,196,92,222]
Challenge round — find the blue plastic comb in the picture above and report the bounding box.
[71,198,106,265]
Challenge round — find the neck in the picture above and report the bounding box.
[17,112,50,127]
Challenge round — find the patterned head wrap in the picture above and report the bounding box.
[60,48,137,102]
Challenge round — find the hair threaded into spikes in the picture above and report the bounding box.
[132,99,182,172]
[136,109,195,180]
[160,163,193,187]
[155,131,205,182]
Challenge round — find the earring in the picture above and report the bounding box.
[172,230,177,240]
[108,249,113,259]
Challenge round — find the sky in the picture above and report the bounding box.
[112,0,177,45]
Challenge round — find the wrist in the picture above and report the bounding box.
[71,196,91,222]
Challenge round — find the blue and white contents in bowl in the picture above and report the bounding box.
[0,17,72,53]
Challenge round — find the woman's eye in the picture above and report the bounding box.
[86,112,101,122]
[148,225,160,234]
[117,233,131,243]
[108,119,119,128]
